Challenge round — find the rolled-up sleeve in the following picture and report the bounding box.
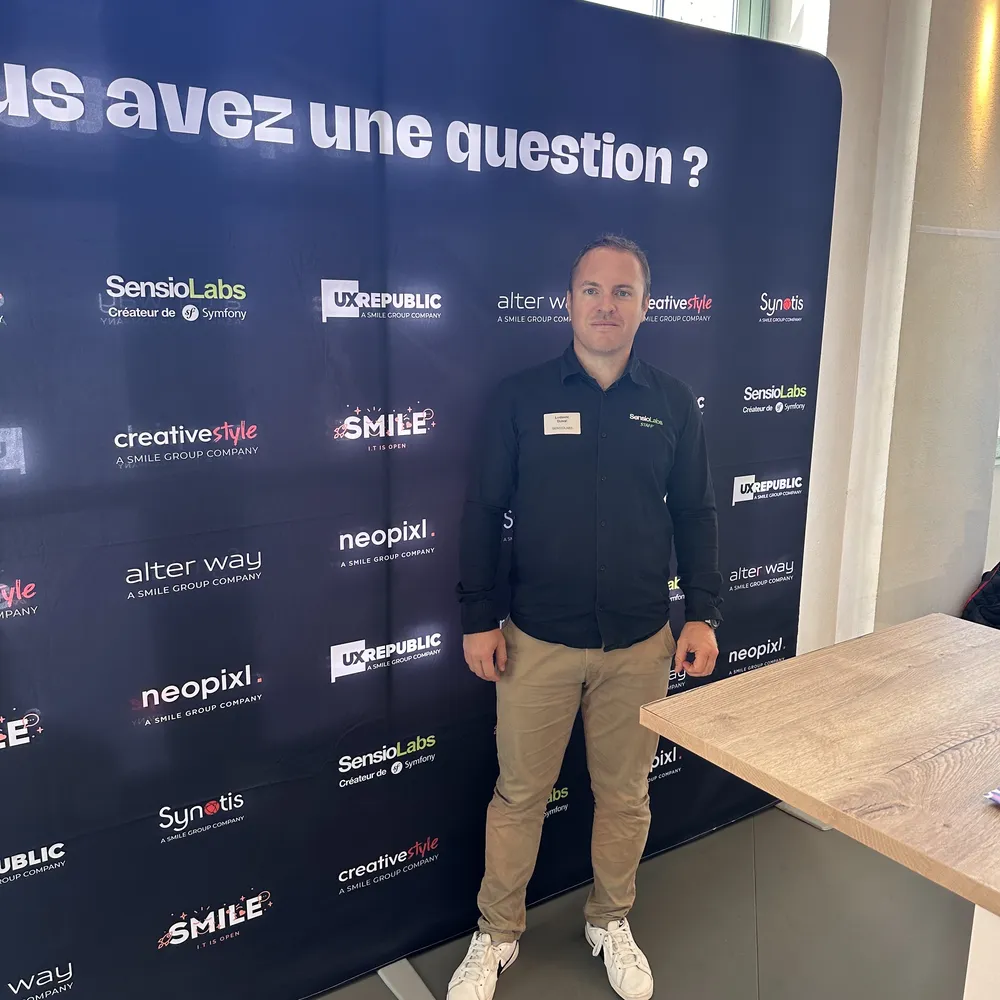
[457,380,519,634]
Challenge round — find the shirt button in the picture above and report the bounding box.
[601,475,607,482]
[601,432,608,439]
[599,565,606,572]
[600,520,607,527]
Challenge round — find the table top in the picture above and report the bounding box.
[641,613,1000,915]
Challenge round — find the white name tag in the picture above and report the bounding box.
[543,412,581,435]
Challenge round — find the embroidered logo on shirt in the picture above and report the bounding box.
[629,413,663,429]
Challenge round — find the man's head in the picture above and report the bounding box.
[567,235,650,357]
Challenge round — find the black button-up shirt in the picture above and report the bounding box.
[458,345,722,651]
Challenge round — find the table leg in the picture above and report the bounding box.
[963,905,1000,1000]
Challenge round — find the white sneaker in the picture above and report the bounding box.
[586,918,654,1000]
[446,931,519,1000]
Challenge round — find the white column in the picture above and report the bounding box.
[876,0,1000,628]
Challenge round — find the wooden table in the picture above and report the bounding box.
[641,613,1000,1000]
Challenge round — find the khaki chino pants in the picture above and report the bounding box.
[477,619,675,941]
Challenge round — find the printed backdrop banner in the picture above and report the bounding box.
[0,2,840,996]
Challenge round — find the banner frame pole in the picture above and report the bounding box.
[377,959,437,1000]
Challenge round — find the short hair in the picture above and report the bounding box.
[569,234,651,298]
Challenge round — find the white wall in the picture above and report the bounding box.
[770,0,831,51]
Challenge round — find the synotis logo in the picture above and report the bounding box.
[338,518,436,568]
[6,961,73,999]
[646,292,713,323]
[132,665,263,726]
[732,474,805,505]
[338,735,436,787]
[0,709,43,752]
[158,890,272,951]
[759,292,805,322]
[114,421,258,468]
[321,279,442,321]
[330,632,442,682]
[0,842,66,887]
[101,275,247,324]
[158,791,246,842]
[728,636,788,672]
[126,549,262,600]
[743,384,808,415]
[0,577,37,621]
[729,559,796,592]
[0,427,26,475]
[338,835,440,893]
[331,404,435,452]
[649,743,682,782]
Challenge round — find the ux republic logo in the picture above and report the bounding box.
[114,420,258,468]
[159,791,246,843]
[331,631,443,682]
[331,404,435,452]
[732,473,805,505]
[0,576,37,621]
[321,279,442,321]
[0,709,43,752]
[100,274,247,324]
[132,665,263,726]
[126,549,262,600]
[159,889,272,951]
[1,841,66,887]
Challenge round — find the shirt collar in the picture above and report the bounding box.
[559,344,649,387]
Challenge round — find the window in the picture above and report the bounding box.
[585,0,770,38]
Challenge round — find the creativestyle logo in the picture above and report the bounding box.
[338,735,436,787]
[732,474,805,505]
[0,577,37,621]
[0,427,26,475]
[338,836,440,893]
[125,550,262,600]
[330,404,435,452]
[159,792,246,843]
[645,292,713,323]
[159,890,272,950]
[6,962,73,998]
[330,632,442,682]
[321,280,442,321]
[338,518,436,568]
[114,421,258,468]
[132,665,263,726]
[0,842,66,887]
[729,559,796,592]
[0,709,43,751]
[100,274,247,324]
[759,293,805,323]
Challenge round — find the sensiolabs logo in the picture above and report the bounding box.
[337,734,436,788]
[158,890,272,951]
[132,665,263,727]
[338,836,440,894]
[0,842,66,887]
[158,791,246,843]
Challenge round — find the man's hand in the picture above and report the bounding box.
[464,628,507,682]
[675,621,718,679]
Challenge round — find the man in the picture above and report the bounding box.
[450,235,721,1000]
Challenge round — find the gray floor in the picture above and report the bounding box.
[323,807,974,1000]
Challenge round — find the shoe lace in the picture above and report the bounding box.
[457,935,496,984]
[593,921,640,968]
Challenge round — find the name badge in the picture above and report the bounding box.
[544,412,581,435]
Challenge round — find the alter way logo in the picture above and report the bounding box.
[7,961,73,997]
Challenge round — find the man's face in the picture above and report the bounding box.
[567,248,649,355]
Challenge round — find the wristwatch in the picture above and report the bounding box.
[702,619,720,630]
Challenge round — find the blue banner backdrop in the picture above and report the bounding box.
[0,2,840,996]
